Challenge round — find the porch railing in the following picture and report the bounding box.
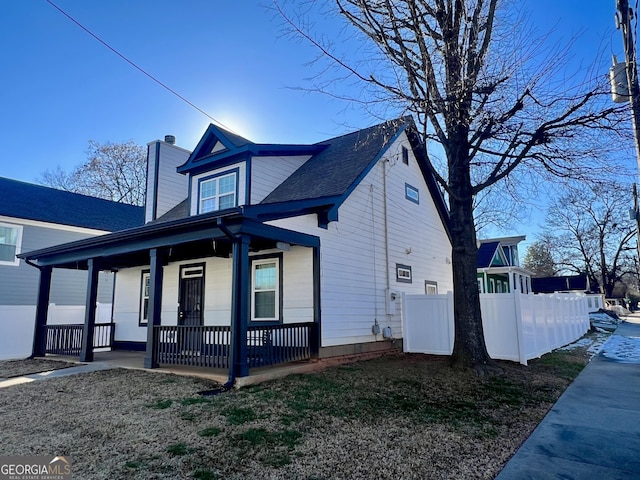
[247,323,313,368]
[154,325,231,369]
[44,323,115,356]
[153,322,316,370]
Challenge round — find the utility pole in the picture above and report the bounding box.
[615,0,640,272]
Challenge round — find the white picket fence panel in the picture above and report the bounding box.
[402,292,590,365]
[0,303,112,361]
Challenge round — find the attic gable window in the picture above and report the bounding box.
[198,171,238,214]
[402,146,409,165]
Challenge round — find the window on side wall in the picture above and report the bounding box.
[0,223,23,266]
[402,146,409,165]
[199,171,237,214]
[251,257,280,321]
[425,281,438,294]
[396,264,412,283]
[405,184,419,204]
[139,270,150,326]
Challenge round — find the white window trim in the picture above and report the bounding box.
[140,271,150,325]
[199,171,237,214]
[396,264,412,283]
[251,257,280,321]
[0,222,23,266]
[425,281,438,295]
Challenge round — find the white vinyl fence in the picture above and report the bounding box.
[0,303,112,361]
[402,292,590,365]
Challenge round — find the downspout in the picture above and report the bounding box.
[382,159,392,337]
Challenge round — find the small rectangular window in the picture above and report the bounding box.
[396,264,412,283]
[402,146,409,165]
[425,281,438,295]
[0,223,23,266]
[477,278,483,293]
[405,184,419,204]
[139,270,150,325]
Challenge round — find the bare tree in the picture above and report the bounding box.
[276,0,631,370]
[39,140,147,206]
[545,184,637,298]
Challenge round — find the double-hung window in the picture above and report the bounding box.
[0,223,22,266]
[251,257,280,321]
[199,171,237,213]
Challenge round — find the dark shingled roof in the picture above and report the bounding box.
[261,118,406,204]
[0,177,144,232]
[477,241,501,268]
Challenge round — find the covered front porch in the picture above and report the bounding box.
[19,210,321,384]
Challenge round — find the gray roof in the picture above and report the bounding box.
[0,177,144,231]
[262,118,407,204]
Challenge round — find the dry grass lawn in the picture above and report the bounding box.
[0,337,599,480]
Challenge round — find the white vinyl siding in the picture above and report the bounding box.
[145,141,190,223]
[268,131,453,348]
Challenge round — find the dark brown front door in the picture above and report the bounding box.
[178,265,204,353]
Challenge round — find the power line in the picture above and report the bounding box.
[45,0,237,134]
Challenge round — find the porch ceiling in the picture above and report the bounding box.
[19,213,319,270]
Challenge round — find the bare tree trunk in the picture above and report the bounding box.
[447,144,492,369]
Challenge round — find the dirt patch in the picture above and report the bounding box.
[0,339,595,480]
[0,358,78,379]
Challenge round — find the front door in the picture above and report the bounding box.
[178,265,204,353]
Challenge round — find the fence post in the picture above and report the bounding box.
[446,291,454,354]
[513,292,527,366]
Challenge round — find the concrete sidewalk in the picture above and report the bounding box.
[496,316,640,479]
[0,362,115,389]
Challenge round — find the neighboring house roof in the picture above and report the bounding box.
[0,177,144,231]
[531,275,590,293]
[477,241,508,268]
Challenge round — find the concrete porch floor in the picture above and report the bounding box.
[44,349,323,388]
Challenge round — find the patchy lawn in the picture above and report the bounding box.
[0,337,598,480]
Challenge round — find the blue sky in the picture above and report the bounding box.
[0,1,627,241]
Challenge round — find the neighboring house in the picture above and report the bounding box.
[0,177,144,359]
[19,117,454,382]
[477,236,532,294]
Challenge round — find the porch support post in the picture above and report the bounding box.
[145,248,166,369]
[80,258,100,362]
[231,234,250,377]
[310,245,321,357]
[32,265,52,357]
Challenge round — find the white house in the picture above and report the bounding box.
[19,117,453,383]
